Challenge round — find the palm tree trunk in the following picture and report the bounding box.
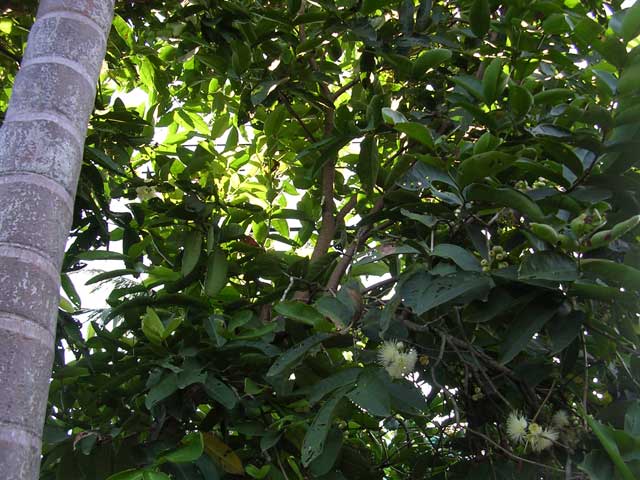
[0,1,114,478]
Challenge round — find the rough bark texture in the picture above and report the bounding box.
[0,1,114,478]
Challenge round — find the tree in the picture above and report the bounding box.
[2,0,640,479]
[0,1,114,479]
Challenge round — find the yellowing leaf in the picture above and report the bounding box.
[202,432,244,475]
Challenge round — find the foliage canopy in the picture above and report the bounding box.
[3,0,640,478]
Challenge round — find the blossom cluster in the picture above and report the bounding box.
[505,410,571,453]
[377,340,418,379]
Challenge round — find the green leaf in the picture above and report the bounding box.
[394,122,435,149]
[509,85,533,117]
[578,451,615,480]
[618,64,640,95]
[533,88,573,106]
[583,414,636,480]
[142,307,165,345]
[469,0,490,37]
[457,151,515,186]
[203,376,238,409]
[381,108,408,125]
[161,432,204,464]
[547,312,583,355]
[621,1,640,43]
[246,464,271,479]
[624,401,640,436]
[464,184,546,221]
[75,250,129,261]
[205,249,228,297]
[399,270,493,315]
[388,380,428,415]
[347,369,391,417]
[357,135,379,193]
[301,387,349,466]
[143,472,171,480]
[500,303,557,364]
[581,258,640,290]
[432,244,482,272]
[307,368,360,405]
[106,469,144,480]
[482,58,503,105]
[518,252,578,282]
[274,301,328,329]
[145,373,178,410]
[182,230,202,276]
[412,48,452,79]
[86,268,139,285]
[266,333,332,377]
[308,428,343,477]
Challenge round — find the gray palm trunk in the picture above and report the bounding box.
[0,1,114,478]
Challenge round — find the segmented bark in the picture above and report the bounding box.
[0,2,114,478]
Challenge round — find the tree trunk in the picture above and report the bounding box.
[0,1,114,478]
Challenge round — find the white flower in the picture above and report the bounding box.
[506,412,528,444]
[378,340,401,367]
[551,410,570,429]
[136,186,156,201]
[378,341,417,379]
[526,422,558,452]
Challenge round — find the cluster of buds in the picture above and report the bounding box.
[377,340,418,379]
[480,245,509,272]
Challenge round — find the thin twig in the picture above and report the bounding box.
[581,331,589,423]
[532,379,557,423]
[431,334,461,425]
[278,92,317,143]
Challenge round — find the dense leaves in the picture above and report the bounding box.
[2,0,640,478]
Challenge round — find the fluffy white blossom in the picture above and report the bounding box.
[506,412,528,444]
[526,422,558,452]
[378,340,401,367]
[377,340,417,379]
[551,410,570,429]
